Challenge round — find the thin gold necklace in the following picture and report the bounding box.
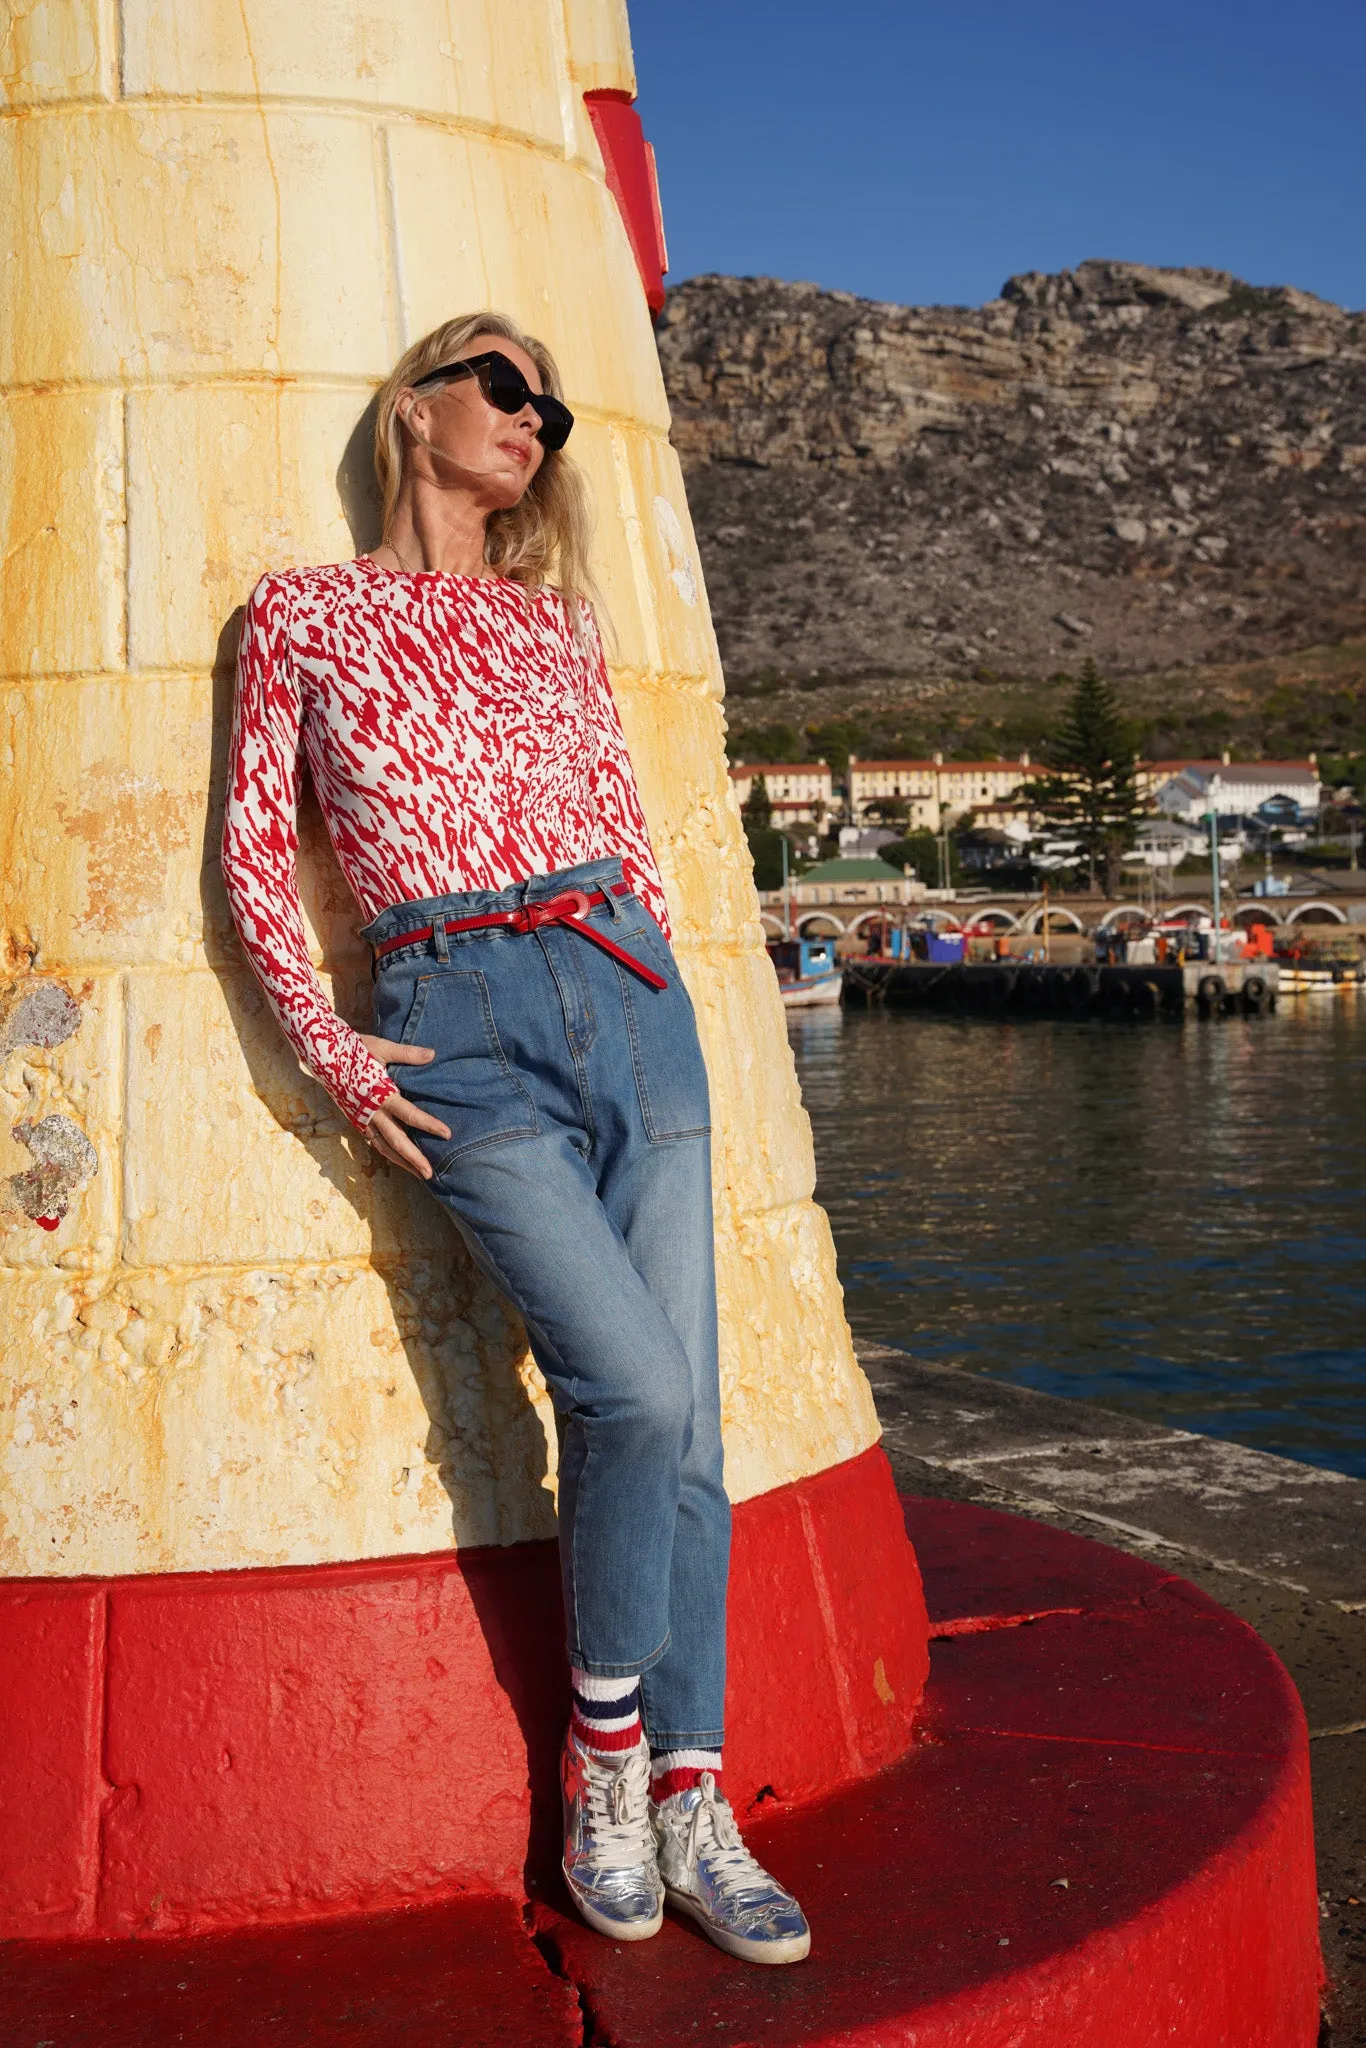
[381,536,490,579]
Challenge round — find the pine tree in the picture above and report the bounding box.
[743,772,772,830]
[1018,660,1141,891]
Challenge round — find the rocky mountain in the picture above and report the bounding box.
[654,262,1366,751]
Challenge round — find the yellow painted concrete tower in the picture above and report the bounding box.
[0,1,879,1582]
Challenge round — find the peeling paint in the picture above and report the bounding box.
[55,764,193,936]
[0,979,82,1056]
[6,1114,98,1229]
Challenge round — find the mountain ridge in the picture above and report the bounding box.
[654,262,1366,761]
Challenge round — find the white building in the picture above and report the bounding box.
[1154,759,1321,823]
[847,755,1032,832]
[1123,818,1208,871]
[729,761,833,826]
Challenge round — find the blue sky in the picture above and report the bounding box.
[630,0,1366,312]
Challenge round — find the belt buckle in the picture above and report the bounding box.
[555,888,592,919]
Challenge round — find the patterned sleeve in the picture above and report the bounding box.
[221,576,395,1131]
[580,602,674,941]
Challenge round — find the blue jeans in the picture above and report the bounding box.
[360,857,729,1749]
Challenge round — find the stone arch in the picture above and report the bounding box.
[1021,904,1086,934]
[1165,902,1212,923]
[796,912,846,937]
[759,912,788,936]
[1284,900,1348,925]
[1232,904,1282,929]
[965,906,1021,931]
[1097,903,1149,931]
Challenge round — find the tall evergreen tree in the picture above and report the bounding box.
[743,772,772,830]
[1018,660,1141,891]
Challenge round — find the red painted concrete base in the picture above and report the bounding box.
[0,1445,928,1940]
[0,1497,1323,2045]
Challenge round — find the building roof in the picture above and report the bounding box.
[1137,817,1205,840]
[1149,758,1318,779]
[1205,763,1320,785]
[730,761,829,777]
[796,857,908,884]
[849,758,1028,773]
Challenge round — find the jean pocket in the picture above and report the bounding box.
[389,969,539,1167]
[616,943,711,1143]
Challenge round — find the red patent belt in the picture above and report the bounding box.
[368,882,669,992]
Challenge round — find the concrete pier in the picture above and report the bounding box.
[860,1343,1366,2047]
[842,957,1279,1017]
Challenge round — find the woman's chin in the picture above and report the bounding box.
[487,474,535,510]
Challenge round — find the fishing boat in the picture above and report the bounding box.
[1274,953,1366,995]
[766,935,843,1007]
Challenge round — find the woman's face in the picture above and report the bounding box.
[399,334,547,507]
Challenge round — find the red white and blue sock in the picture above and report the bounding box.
[649,1747,724,1804]
[569,1669,642,1760]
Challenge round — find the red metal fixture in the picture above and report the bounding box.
[583,90,668,317]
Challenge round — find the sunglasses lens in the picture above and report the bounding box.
[532,398,573,451]
[483,362,531,415]
[432,354,574,451]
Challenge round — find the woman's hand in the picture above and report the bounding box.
[357,1037,451,1181]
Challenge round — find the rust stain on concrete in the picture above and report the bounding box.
[56,764,193,935]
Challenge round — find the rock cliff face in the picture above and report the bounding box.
[655,262,1366,687]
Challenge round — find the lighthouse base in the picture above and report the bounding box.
[0,1495,1323,2045]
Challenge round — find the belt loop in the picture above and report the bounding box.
[606,875,624,922]
[433,920,450,963]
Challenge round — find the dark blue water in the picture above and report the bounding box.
[788,1000,1366,1477]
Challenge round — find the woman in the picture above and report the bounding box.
[222,312,809,1966]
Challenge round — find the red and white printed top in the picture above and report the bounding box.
[221,558,669,1130]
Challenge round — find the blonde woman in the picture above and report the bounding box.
[221,314,810,1966]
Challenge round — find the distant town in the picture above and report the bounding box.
[729,646,1366,924]
[732,748,1344,886]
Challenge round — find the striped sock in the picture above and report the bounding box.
[649,1747,724,1804]
[569,1669,642,1760]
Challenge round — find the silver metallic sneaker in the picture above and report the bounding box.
[561,1728,664,1941]
[651,1772,811,1965]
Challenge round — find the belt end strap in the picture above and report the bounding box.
[564,913,669,991]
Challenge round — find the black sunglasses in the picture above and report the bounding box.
[410,350,574,451]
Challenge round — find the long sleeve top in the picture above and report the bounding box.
[221,558,670,1129]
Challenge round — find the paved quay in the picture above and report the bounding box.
[859,1344,1366,2047]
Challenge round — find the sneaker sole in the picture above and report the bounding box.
[664,1887,811,1965]
[563,1865,663,1943]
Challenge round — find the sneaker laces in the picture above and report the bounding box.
[681,1771,774,1904]
[582,1747,651,1866]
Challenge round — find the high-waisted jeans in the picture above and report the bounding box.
[360,856,729,1749]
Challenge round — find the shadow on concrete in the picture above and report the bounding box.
[200,585,566,1890]
[336,393,383,554]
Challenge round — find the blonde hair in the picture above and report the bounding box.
[374,312,601,628]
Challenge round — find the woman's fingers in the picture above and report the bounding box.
[365,1107,435,1180]
[360,1033,435,1065]
[380,1090,451,1141]
[364,1090,452,1182]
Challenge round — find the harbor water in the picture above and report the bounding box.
[790,1000,1366,1478]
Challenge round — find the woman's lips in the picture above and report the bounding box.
[498,440,531,467]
